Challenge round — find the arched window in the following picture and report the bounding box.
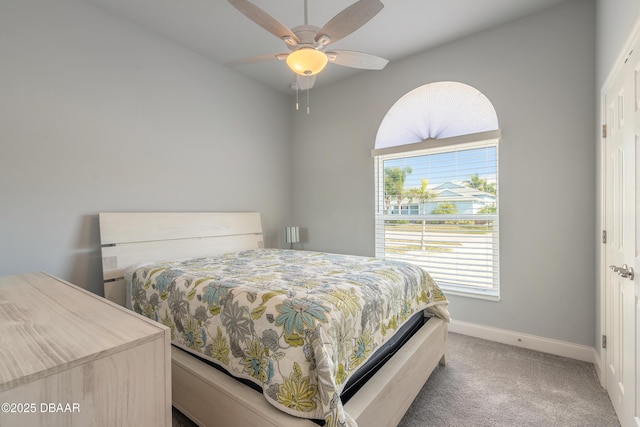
[372,81,500,299]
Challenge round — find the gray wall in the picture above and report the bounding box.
[0,0,292,295]
[0,0,619,349]
[292,0,597,346]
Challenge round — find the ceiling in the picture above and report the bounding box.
[85,0,570,93]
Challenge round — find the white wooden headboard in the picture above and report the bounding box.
[99,212,264,306]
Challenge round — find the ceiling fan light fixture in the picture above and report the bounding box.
[286,48,328,76]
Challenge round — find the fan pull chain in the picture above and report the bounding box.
[295,83,299,111]
[306,75,310,115]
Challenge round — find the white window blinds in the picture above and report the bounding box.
[374,138,499,298]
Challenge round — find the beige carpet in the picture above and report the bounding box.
[173,332,619,426]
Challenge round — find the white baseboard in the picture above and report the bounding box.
[592,348,605,386]
[449,319,597,364]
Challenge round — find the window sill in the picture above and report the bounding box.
[439,285,500,302]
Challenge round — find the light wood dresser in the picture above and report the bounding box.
[0,272,171,427]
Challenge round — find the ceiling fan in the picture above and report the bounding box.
[226,0,389,89]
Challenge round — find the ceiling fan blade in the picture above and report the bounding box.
[228,0,300,45]
[294,74,316,90]
[327,50,388,70]
[225,53,287,67]
[315,0,383,46]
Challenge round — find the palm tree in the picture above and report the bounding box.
[465,173,496,195]
[405,179,436,250]
[384,167,412,214]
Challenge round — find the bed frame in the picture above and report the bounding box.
[99,212,447,427]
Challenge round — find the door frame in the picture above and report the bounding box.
[598,16,640,388]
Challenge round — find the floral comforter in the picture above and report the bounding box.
[126,249,449,427]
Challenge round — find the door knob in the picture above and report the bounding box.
[609,264,635,280]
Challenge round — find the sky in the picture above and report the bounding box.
[384,146,497,188]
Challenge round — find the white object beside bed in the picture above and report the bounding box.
[99,211,447,427]
[0,272,171,427]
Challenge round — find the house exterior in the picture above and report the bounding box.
[388,181,496,215]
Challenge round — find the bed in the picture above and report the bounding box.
[99,212,449,427]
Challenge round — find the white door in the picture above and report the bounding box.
[603,37,639,427]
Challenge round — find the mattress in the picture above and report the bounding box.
[186,309,427,425]
[125,248,449,427]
